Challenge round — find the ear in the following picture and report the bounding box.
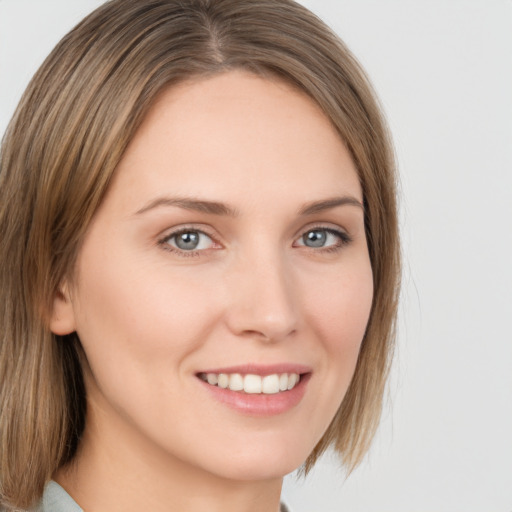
[49,281,77,335]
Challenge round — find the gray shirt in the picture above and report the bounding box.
[37,482,82,512]
[38,481,291,512]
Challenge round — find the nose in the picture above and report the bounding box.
[223,249,298,343]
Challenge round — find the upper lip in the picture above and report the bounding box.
[197,363,312,376]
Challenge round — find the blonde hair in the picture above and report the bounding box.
[0,0,400,508]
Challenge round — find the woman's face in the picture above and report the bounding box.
[55,71,373,481]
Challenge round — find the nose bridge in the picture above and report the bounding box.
[225,242,298,342]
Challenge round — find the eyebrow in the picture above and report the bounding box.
[134,195,363,217]
[298,196,364,215]
[134,196,240,217]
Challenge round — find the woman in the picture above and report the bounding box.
[0,0,400,510]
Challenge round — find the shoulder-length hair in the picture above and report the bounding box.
[0,0,400,508]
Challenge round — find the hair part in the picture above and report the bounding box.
[0,0,400,507]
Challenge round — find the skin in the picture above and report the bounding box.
[51,70,373,512]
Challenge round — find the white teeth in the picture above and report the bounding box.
[262,374,280,394]
[287,373,298,390]
[206,373,218,385]
[218,373,229,388]
[279,373,288,391]
[228,373,244,391]
[201,372,301,394]
[244,374,262,394]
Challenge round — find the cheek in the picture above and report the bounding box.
[304,259,373,345]
[70,246,222,410]
[74,250,211,349]
[69,253,224,446]
[302,259,373,390]
[275,259,374,453]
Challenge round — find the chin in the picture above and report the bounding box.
[190,432,315,482]
[209,455,305,482]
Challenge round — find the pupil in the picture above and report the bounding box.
[304,230,326,247]
[176,232,199,250]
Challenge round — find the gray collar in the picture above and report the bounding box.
[39,481,291,512]
[38,481,82,512]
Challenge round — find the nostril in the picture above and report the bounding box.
[223,266,298,341]
[240,327,297,344]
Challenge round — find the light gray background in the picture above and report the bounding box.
[1,1,511,511]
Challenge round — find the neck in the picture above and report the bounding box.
[55,393,283,512]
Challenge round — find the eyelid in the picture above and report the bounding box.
[156,222,352,258]
[157,224,223,256]
[293,224,353,249]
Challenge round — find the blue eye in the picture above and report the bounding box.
[297,228,349,249]
[163,230,215,252]
[303,230,328,248]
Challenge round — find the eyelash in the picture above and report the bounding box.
[157,225,352,258]
[158,226,218,258]
[296,226,353,253]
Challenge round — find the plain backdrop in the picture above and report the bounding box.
[1,1,511,511]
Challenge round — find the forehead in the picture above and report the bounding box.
[108,70,362,212]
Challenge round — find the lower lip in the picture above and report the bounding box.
[198,374,311,417]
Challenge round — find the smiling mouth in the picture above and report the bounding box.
[198,372,301,395]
